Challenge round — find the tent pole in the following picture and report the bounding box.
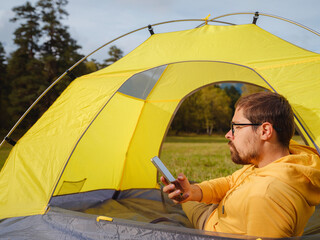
[0,19,234,149]
[197,12,320,38]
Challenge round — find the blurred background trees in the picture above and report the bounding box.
[170,85,241,135]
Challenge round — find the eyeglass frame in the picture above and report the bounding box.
[231,122,262,136]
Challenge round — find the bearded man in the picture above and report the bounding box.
[162,91,320,238]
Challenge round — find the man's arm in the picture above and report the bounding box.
[162,173,234,204]
[196,176,233,204]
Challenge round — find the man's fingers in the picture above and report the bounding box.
[161,173,192,203]
[177,173,186,181]
[160,176,167,185]
[163,183,175,193]
[177,173,190,189]
[169,190,190,203]
[168,189,181,199]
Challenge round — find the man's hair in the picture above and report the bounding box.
[235,91,295,148]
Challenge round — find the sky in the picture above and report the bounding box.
[1,0,320,62]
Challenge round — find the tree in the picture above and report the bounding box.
[170,91,203,135]
[0,42,9,129]
[99,45,123,69]
[106,45,123,64]
[10,2,41,59]
[7,1,44,127]
[37,0,85,108]
[198,86,232,135]
[85,59,99,73]
[170,85,233,135]
[224,85,241,112]
[0,42,7,86]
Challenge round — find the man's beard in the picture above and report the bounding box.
[228,141,258,165]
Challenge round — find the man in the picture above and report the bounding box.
[162,92,320,238]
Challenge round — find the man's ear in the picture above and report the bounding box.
[260,122,273,140]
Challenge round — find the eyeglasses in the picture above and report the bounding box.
[231,122,262,136]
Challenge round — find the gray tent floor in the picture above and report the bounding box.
[0,188,319,239]
[82,191,193,228]
[0,207,299,240]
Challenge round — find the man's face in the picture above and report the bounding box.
[225,108,260,165]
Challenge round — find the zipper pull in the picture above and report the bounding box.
[222,205,225,214]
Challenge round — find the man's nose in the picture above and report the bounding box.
[225,129,233,140]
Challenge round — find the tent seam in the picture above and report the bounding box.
[117,101,146,190]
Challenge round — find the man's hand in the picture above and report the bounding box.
[161,173,203,203]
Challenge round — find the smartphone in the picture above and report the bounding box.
[151,156,185,201]
[151,156,176,184]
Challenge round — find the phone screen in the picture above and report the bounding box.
[151,156,175,183]
[151,156,185,202]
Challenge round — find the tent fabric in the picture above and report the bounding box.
[0,23,320,239]
[0,207,278,240]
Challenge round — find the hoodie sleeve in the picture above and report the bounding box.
[197,165,252,204]
[197,175,233,204]
[245,194,295,238]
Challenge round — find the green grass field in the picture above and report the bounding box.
[0,134,305,182]
[161,135,239,182]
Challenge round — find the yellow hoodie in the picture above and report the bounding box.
[197,141,320,238]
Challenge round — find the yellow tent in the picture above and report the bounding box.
[0,23,320,223]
